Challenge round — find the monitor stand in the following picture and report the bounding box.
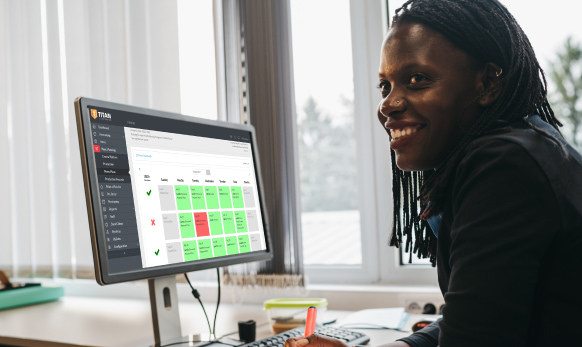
[148,275,214,347]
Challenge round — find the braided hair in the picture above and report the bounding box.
[388,0,563,266]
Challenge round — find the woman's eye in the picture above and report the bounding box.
[409,74,426,84]
[377,81,391,96]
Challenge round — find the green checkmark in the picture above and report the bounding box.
[147,190,151,196]
[155,249,159,256]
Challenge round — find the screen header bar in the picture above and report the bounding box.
[88,105,251,143]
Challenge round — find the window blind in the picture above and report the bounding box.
[0,0,206,280]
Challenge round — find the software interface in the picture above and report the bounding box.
[88,107,267,273]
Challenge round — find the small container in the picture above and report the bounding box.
[263,298,328,334]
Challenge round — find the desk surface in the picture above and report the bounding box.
[0,296,431,347]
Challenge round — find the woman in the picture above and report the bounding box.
[286,0,582,346]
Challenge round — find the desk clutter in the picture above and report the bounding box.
[263,298,328,334]
[258,298,370,346]
[0,270,64,311]
[239,326,370,347]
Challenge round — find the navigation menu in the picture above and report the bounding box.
[91,120,142,270]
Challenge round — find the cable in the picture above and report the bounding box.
[213,268,221,337]
[184,269,222,338]
[184,273,212,337]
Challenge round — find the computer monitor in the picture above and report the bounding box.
[74,97,273,345]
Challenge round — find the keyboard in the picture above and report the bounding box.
[241,326,370,347]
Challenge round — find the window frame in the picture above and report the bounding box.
[300,0,438,285]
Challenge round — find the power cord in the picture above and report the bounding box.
[213,268,221,337]
[183,268,222,339]
[184,272,213,337]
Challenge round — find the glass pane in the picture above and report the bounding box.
[291,0,362,265]
[177,0,217,120]
[177,0,218,280]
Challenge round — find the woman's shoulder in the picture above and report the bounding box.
[456,115,582,226]
[462,115,582,173]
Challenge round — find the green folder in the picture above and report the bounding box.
[0,285,64,310]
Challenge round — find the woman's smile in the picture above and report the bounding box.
[384,120,426,150]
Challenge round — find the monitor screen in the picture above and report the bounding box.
[74,97,272,284]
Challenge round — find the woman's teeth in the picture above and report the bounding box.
[391,126,418,140]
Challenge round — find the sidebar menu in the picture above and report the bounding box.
[90,119,143,272]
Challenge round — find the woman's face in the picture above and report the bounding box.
[377,22,483,171]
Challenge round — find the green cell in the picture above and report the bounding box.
[179,213,196,238]
[225,236,239,255]
[190,186,206,209]
[208,212,223,235]
[212,238,226,257]
[222,211,236,234]
[198,239,213,259]
[205,186,219,209]
[231,186,244,208]
[238,235,251,253]
[175,186,192,210]
[235,211,247,233]
[218,186,232,208]
[183,241,199,261]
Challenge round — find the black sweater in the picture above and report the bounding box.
[398,116,582,347]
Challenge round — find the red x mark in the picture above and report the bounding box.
[151,219,155,226]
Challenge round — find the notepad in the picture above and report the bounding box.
[338,307,409,330]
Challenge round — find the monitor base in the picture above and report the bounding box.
[147,334,215,347]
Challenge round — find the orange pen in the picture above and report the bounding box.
[304,306,317,337]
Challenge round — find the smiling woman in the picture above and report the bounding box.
[285,0,582,346]
[383,0,565,266]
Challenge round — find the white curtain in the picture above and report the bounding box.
[0,0,189,279]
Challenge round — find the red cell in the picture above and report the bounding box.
[94,145,100,152]
[194,212,210,237]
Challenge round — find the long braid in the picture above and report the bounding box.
[388,0,563,266]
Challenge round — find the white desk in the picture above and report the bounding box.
[0,296,429,347]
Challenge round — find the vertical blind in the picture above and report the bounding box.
[0,0,213,280]
[1,0,305,287]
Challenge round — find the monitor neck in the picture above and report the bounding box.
[148,275,183,345]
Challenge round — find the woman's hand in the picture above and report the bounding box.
[284,334,348,347]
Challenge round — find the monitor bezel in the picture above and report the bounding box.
[74,97,273,285]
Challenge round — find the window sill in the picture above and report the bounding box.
[42,278,441,311]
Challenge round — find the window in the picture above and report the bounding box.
[177,0,218,120]
[291,0,438,284]
[291,0,361,266]
[499,0,582,151]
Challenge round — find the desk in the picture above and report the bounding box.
[0,297,430,347]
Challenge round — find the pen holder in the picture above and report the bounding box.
[263,298,327,334]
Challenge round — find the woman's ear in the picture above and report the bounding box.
[478,62,503,107]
